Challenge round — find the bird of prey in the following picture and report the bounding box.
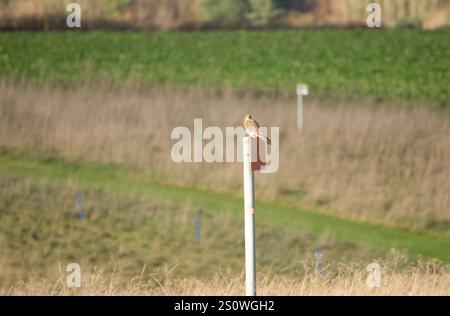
[243,114,271,145]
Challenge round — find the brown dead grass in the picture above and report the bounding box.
[3,260,449,296]
[0,82,449,234]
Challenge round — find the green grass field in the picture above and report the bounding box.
[2,152,448,295]
[0,30,449,102]
[1,148,448,273]
[1,30,449,293]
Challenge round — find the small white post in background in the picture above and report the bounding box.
[296,83,309,130]
[243,136,256,296]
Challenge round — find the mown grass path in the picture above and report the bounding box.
[0,152,449,263]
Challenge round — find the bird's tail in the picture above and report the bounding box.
[258,134,272,145]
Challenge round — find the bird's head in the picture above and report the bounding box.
[245,114,252,120]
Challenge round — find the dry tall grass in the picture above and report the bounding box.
[0,82,449,234]
[3,260,449,296]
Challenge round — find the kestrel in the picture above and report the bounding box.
[244,114,271,145]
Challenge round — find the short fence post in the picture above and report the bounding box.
[243,136,256,296]
[76,192,84,221]
[316,245,324,277]
[194,209,203,245]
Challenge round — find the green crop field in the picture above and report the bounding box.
[0,30,449,102]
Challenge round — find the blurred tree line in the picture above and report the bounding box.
[0,0,449,30]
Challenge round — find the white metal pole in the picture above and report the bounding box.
[243,136,256,296]
[297,92,303,130]
[297,84,309,130]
